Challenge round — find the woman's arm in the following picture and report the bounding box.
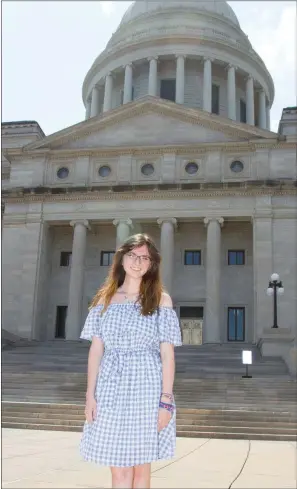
[86,336,104,399]
[159,293,175,403]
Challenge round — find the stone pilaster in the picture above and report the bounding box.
[90,86,100,118]
[246,75,255,125]
[157,218,177,295]
[148,57,158,96]
[259,89,267,129]
[227,64,236,121]
[103,72,113,112]
[66,220,90,340]
[203,217,224,343]
[252,215,273,341]
[175,55,185,104]
[203,58,212,112]
[113,219,133,249]
[123,64,133,104]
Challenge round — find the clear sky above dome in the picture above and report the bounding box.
[2,1,295,135]
[120,1,240,27]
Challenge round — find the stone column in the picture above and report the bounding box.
[90,86,100,118]
[175,55,185,104]
[85,99,91,120]
[148,57,158,96]
[246,75,255,125]
[203,58,212,112]
[266,104,271,130]
[123,64,133,104]
[66,220,90,340]
[227,64,236,121]
[203,217,224,343]
[113,219,133,249]
[157,218,177,295]
[103,72,113,112]
[259,89,267,129]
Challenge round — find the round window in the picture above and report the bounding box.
[141,163,155,176]
[98,165,111,178]
[230,160,244,173]
[185,161,199,175]
[57,167,69,179]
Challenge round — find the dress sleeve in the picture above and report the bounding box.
[158,307,183,346]
[80,306,103,342]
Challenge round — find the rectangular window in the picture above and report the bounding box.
[100,251,115,266]
[240,99,247,123]
[180,306,204,319]
[228,250,245,265]
[212,84,220,114]
[184,250,201,266]
[228,307,245,341]
[160,79,176,102]
[55,306,67,339]
[60,251,72,267]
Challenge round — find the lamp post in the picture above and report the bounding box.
[266,273,284,328]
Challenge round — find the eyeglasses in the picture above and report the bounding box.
[125,251,151,264]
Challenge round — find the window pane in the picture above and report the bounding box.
[228,251,237,265]
[240,100,246,123]
[237,251,245,265]
[180,307,204,318]
[193,251,201,265]
[236,309,245,340]
[160,79,176,102]
[60,252,72,267]
[228,309,236,340]
[212,85,219,114]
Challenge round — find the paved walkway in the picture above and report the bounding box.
[2,429,296,488]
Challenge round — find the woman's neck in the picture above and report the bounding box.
[119,276,141,295]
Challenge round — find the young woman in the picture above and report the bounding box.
[79,233,182,488]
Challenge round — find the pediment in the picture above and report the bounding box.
[24,96,276,152]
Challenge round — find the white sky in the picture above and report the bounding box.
[2,1,296,135]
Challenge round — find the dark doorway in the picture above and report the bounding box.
[228,307,245,341]
[55,306,67,339]
[160,79,176,102]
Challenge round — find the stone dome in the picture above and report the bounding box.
[120,1,240,28]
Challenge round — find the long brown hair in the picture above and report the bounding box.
[89,233,164,316]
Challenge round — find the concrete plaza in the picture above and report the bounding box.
[2,429,296,488]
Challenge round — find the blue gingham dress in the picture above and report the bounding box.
[79,302,182,467]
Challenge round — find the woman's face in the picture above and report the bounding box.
[122,244,151,279]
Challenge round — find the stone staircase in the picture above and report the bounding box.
[2,341,297,441]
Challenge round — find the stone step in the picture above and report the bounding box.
[2,412,296,430]
[2,420,295,441]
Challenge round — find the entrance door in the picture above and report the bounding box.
[180,306,204,345]
[55,306,67,339]
[228,307,245,341]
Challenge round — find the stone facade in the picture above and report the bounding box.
[2,2,297,375]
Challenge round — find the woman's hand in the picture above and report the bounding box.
[158,407,172,432]
[85,394,97,423]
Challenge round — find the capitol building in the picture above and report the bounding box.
[2,1,297,374]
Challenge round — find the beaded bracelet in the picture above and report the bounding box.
[159,401,175,413]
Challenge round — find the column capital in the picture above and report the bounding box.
[106,71,114,79]
[157,217,177,228]
[123,63,133,70]
[70,219,90,230]
[175,54,186,60]
[226,63,237,71]
[245,74,254,82]
[203,57,214,63]
[204,217,224,227]
[147,56,159,62]
[113,218,133,228]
